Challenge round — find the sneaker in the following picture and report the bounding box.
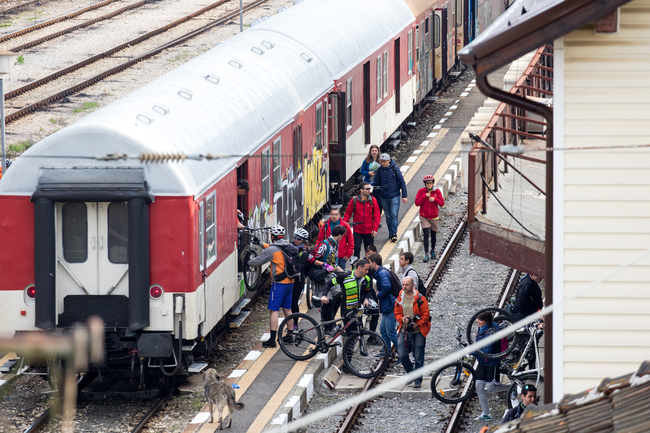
[282,333,294,344]
[375,351,386,358]
[391,236,398,242]
[262,339,277,348]
[379,223,382,228]
[413,382,422,389]
[423,254,429,262]
[474,414,491,421]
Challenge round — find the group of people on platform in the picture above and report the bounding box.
[241,145,543,424]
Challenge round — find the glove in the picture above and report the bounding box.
[324,264,334,272]
[251,236,260,245]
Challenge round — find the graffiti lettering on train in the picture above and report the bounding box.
[303,146,328,222]
[275,164,304,234]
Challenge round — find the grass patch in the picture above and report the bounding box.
[72,102,99,113]
[0,20,12,28]
[49,118,56,124]
[169,51,191,63]
[8,140,31,154]
[15,55,24,65]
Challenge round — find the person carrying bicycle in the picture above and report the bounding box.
[290,228,310,320]
[317,207,354,270]
[394,276,430,389]
[342,182,380,261]
[473,311,509,421]
[319,259,372,336]
[247,225,298,348]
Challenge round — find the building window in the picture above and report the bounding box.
[205,194,216,265]
[407,31,413,74]
[315,104,323,149]
[273,138,281,194]
[346,79,353,128]
[376,55,382,103]
[383,51,388,97]
[261,147,270,204]
[62,202,87,263]
[107,202,128,264]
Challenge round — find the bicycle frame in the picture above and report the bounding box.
[508,325,543,385]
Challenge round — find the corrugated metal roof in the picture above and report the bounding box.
[459,0,631,74]
[250,0,415,78]
[0,29,333,197]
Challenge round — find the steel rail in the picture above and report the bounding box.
[5,0,267,124]
[0,0,40,17]
[4,0,232,101]
[9,0,150,52]
[336,374,379,433]
[0,0,121,41]
[424,214,468,293]
[442,269,520,433]
[130,394,171,433]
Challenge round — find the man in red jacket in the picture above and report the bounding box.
[317,207,354,270]
[414,175,444,262]
[342,182,381,261]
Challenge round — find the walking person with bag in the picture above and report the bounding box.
[247,225,298,348]
[414,175,444,262]
[359,144,383,215]
[371,153,408,242]
[395,276,430,388]
[343,182,380,262]
[368,253,399,356]
[317,208,354,270]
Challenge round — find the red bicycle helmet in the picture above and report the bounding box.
[423,175,435,183]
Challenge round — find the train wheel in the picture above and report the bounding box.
[244,250,262,291]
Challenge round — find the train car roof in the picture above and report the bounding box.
[251,0,415,79]
[402,0,439,17]
[0,28,333,197]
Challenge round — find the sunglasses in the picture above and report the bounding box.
[363,187,372,190]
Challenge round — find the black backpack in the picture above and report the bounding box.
[379,268,402,298]
[405,268,427,298]
[276,243,300,281]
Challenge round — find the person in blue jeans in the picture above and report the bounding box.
[371,153,407,242]
[368,253,398,356]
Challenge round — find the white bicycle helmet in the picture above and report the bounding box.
[294,228,309,241]
[270,225,285,237]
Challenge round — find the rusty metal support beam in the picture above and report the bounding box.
[498,111,547,125]
[520,85,554,96]
[490,126,546,140]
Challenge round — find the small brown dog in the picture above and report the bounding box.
[203,368,245,429]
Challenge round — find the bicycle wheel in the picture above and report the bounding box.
[244,248,262,291]
[466,307,519,359]
[278,313,322,361]
[506,373,544,409]
[305,278,314,309]
[430,361,476,404]
[342,330,389,379]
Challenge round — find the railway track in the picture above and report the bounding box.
[0,0,123,31]
[3,0,267,124]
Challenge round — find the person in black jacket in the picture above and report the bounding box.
[510,274,543,322]
[371,153,407,242]
[501,384,537,424]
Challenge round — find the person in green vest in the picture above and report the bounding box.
[318,259,373,336]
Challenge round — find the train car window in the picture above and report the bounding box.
[346,79,353,128]
[425,17,429,34]
[376,55,382,103]
[407,31,413,74]
[434,15,441,48]
[205,194,217,265]
[456,0,462,26]
[261,148,271,206]
[415,27,420,62]
[108,202,128,264]
[62,202,88,263]
[273,138,282,194]
[293,125,301,172]
[199,201,204,271]
[382,51,388,97]
[315,104,323,148]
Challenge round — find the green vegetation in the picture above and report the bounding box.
[72,102,99,113]
[0,20,12,28]
[49,118,56,124]
[169,51,191,63]
[8,140,30,154]
[15,55,25,65]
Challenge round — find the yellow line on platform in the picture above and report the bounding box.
[380,131,461,260]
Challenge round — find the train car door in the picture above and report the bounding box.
[363,62,370,144]
[426,13,433,93]
[328,92,346,205]
[448,0,457,71]
[55,202,129,309]
[456,0,465,52]
[434,9,447,80]
[415,24,421,100]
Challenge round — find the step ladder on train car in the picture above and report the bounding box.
[229,274,252,329]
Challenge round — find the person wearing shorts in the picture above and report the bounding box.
[247,225,298,348]
[414,175,444,262]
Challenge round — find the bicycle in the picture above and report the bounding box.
[466,307,520,360]
[502,321,544,409]
[237,226,271,291]
[430,328,477,404]
[277,304,389,378]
